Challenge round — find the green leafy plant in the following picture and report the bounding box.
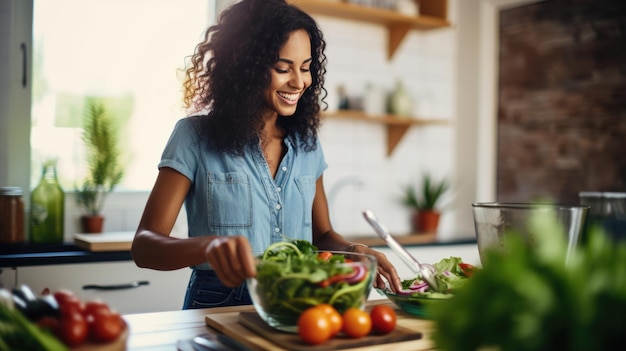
[429,212,626,351]
[400,173,449,210]
[75,98,124,216]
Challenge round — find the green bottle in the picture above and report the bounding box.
[30,159,65,243]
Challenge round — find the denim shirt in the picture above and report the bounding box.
[159,116,328,270]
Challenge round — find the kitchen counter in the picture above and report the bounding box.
[0,235,475,268]
[124,299,436,351]
[346,233,475,247]
[0,243,131,268]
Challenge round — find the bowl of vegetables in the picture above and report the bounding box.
[247,240,377,332]
[376,256,475,318]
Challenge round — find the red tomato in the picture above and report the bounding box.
[341,308,371,338]
[84,299,111,318]
[52,290,77,305]
[370,305,397,334]
[297,307,332,345]
[459,263,475,277]
[53,290,85,317]
[57,312,88,347]
[314,304,343,337]
[89,310,124,343]
[61,298,85,318]
[318,251,333,260]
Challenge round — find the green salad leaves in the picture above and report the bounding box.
[397,256,474,297]
[251,240,374,325]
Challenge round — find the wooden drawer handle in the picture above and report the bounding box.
[82,280,149,291]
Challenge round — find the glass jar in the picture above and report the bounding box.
[389,80,413,118]
[0,186,25,243]
[30,159,65,244]
[579,191,626,242]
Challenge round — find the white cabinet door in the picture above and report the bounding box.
[0,0,33,193]
[15,261,191,314]
[0,267,17,290]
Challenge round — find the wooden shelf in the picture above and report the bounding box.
[346,233,438,247]
[324,110,448,156]
[288,0,450,59]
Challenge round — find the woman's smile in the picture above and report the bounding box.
[277,91,301,105]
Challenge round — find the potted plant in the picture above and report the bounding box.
[400,173,449,234]
[75,98,124,233]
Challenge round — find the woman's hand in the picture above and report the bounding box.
[205,236,257,288]
[348,244,402,293]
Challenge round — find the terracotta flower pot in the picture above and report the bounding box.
[81,215,105,233]
[412,210,441,234]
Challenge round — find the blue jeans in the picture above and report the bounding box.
[182,269,252,309]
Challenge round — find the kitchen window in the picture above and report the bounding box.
[30,0,215,191]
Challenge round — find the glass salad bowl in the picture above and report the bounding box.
[376,289,452,318]
[378,256,474,318]
[247,241,377,332]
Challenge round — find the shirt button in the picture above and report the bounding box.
[276,187,281,192]
[282,166,287,171]
[275,204,282,210]
[274,227,280,233]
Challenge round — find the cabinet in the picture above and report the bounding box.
[2,261,190,314]
[288,0,450,59]
[325,110,448,155]
[0,0,32,194]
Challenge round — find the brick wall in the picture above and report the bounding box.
[497,0,626,204]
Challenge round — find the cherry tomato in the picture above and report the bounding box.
[370,305,397,335]
[341,308,371,338]
[318,251,333,260]
[89,309,124,343]
[84,299,111,318]
[57,311,88,347]
[314,304,343,337]
[54,290,85,317]
[297,307,332,345]
[459,262,476,277]
[52,290,77,305]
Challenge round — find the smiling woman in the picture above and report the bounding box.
[30,0,215,191]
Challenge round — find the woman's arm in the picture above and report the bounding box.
[131,167,256,287]
[311,176,402,292]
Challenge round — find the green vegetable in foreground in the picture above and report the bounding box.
[430,213,626,351]
[253,240,374,325]
[0,301,68,351]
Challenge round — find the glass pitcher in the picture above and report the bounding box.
[579,191,626,242]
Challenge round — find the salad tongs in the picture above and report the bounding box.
[362,209,439,292]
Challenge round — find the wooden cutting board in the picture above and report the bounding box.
[205,301,436,351]
[73,231,134,252]
[236,311,421,351]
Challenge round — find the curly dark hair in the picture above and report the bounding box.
[183,0,328,155]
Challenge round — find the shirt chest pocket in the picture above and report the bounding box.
[207,172,252,228]
[295,175,316,227]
